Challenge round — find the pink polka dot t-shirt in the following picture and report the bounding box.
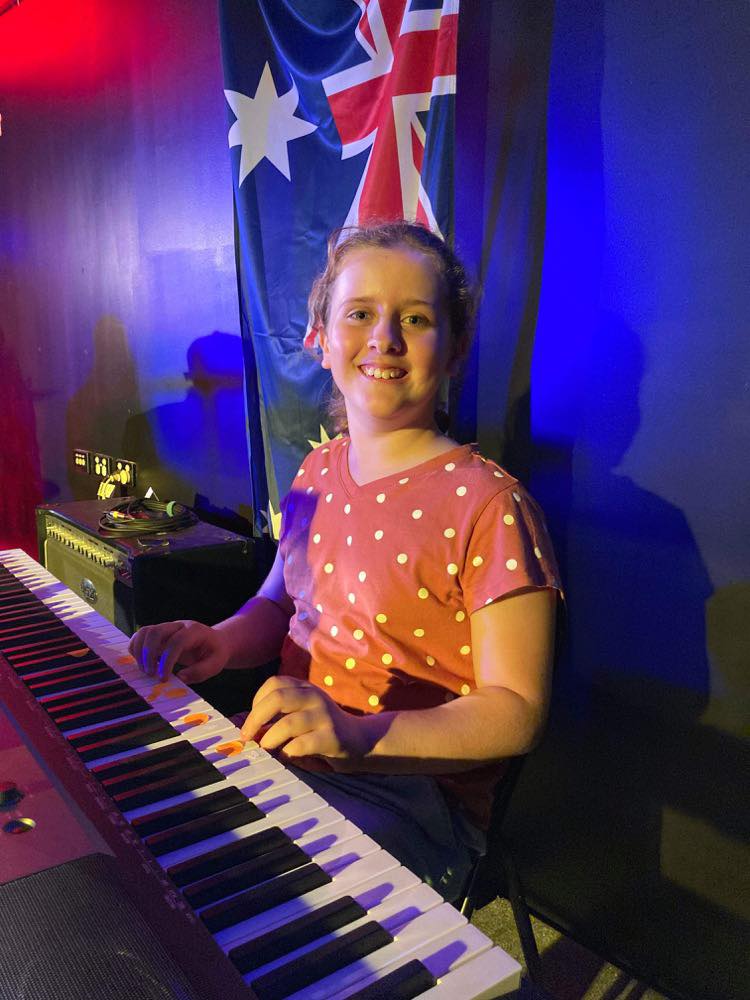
[278,436,561,826]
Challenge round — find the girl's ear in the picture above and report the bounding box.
[318,326,331,370]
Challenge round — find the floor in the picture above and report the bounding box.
[472,898,672,1000]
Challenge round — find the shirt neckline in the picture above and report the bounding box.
[336,439,475,497]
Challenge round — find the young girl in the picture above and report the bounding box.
[130,221,560,902]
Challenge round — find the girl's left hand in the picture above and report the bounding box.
[239,675,367,771]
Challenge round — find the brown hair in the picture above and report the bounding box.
[309,221,478,433]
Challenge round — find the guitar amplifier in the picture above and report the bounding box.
[35,499,268,638]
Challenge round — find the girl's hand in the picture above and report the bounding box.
[128,620,230,684]
[240,675,367,771]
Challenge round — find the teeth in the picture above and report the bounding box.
[361,366,405,380]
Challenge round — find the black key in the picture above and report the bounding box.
[346,959,437,1000]
[144,799,264,857]
[131,785,248,838]
[200,862,332,933]
[91,738,199,780]
[250,921,393,1000]
[12,651,103,676]
[73,715,177,762]
[183,842,309,908]
[111,765,223,810]
[229,896,367,975]
[41,681,138,719]
[42,679,129,711]
[25,665,116,696]
[99,746,206,794]
[4,634,90,660]
[54,694,148,732]
[167,826,291,887]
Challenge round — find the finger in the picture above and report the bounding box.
[140,622,185,676]
[282,730,329,760]
[250,674,309,710]
[156,624,202,682]
[240,686,317,743]
[257,708,320,751]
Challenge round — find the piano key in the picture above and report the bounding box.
[214,838,408,952]
[97,746,206,794]
[153,785,332,870]
[344,959,436,999]
[243,878,445,994]
[412,946,521,999]
[201,861,334,933]
[228,896,368,976]
[184,840,312,908]
[110,759,224,810]
[131,784,251,838]
[70,713,178,762]
[144,798,266,857]
[52,693,150,732]
[252,921,394,1000]
[203,831,386,944]
[41,678,134,713]
[25,664,117,696]
[311,904,495,1000]
[168,825,292,887]
[91,738,204,780]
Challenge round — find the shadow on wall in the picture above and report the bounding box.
[65,314,141,501]
[513,315,750,997]
[122,331,252,532]
[0,325,44,555]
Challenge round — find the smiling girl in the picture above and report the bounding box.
[130,221,561,900]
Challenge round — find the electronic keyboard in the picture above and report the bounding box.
[0,548,521,1000]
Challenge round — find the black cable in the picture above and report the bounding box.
[98,498,198,536]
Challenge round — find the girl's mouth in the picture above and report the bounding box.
[359,365,407,380]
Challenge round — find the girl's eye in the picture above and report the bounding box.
[347,310,369,322]
[403,314,429,327]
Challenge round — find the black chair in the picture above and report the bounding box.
[457,755,543,983]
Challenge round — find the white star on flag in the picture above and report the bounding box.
[225,62,317,184]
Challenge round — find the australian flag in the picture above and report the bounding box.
[219,0,459,537]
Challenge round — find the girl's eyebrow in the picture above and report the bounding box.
[339,297,436,309]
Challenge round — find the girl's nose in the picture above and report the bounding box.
[368,315,404,354]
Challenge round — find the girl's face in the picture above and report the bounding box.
[320,245,456,432]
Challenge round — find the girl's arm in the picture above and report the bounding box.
[242,586,556,773]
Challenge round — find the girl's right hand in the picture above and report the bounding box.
[128,620,230,684]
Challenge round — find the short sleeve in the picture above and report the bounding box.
[460,486,561,615]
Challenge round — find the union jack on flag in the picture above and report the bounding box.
[219,0,459,532]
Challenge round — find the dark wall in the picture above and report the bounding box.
[0,0,251,553]
[506,3,749,998]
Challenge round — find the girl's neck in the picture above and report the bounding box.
[346,422,458,486]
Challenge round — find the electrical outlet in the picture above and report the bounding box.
[73,448,91,474]
[93,453,111,478]
[113,459,137,489]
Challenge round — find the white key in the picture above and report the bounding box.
[245,879,445,986]
[288,902,479,999]
[416,945,521,999]
[216,849,406,951]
